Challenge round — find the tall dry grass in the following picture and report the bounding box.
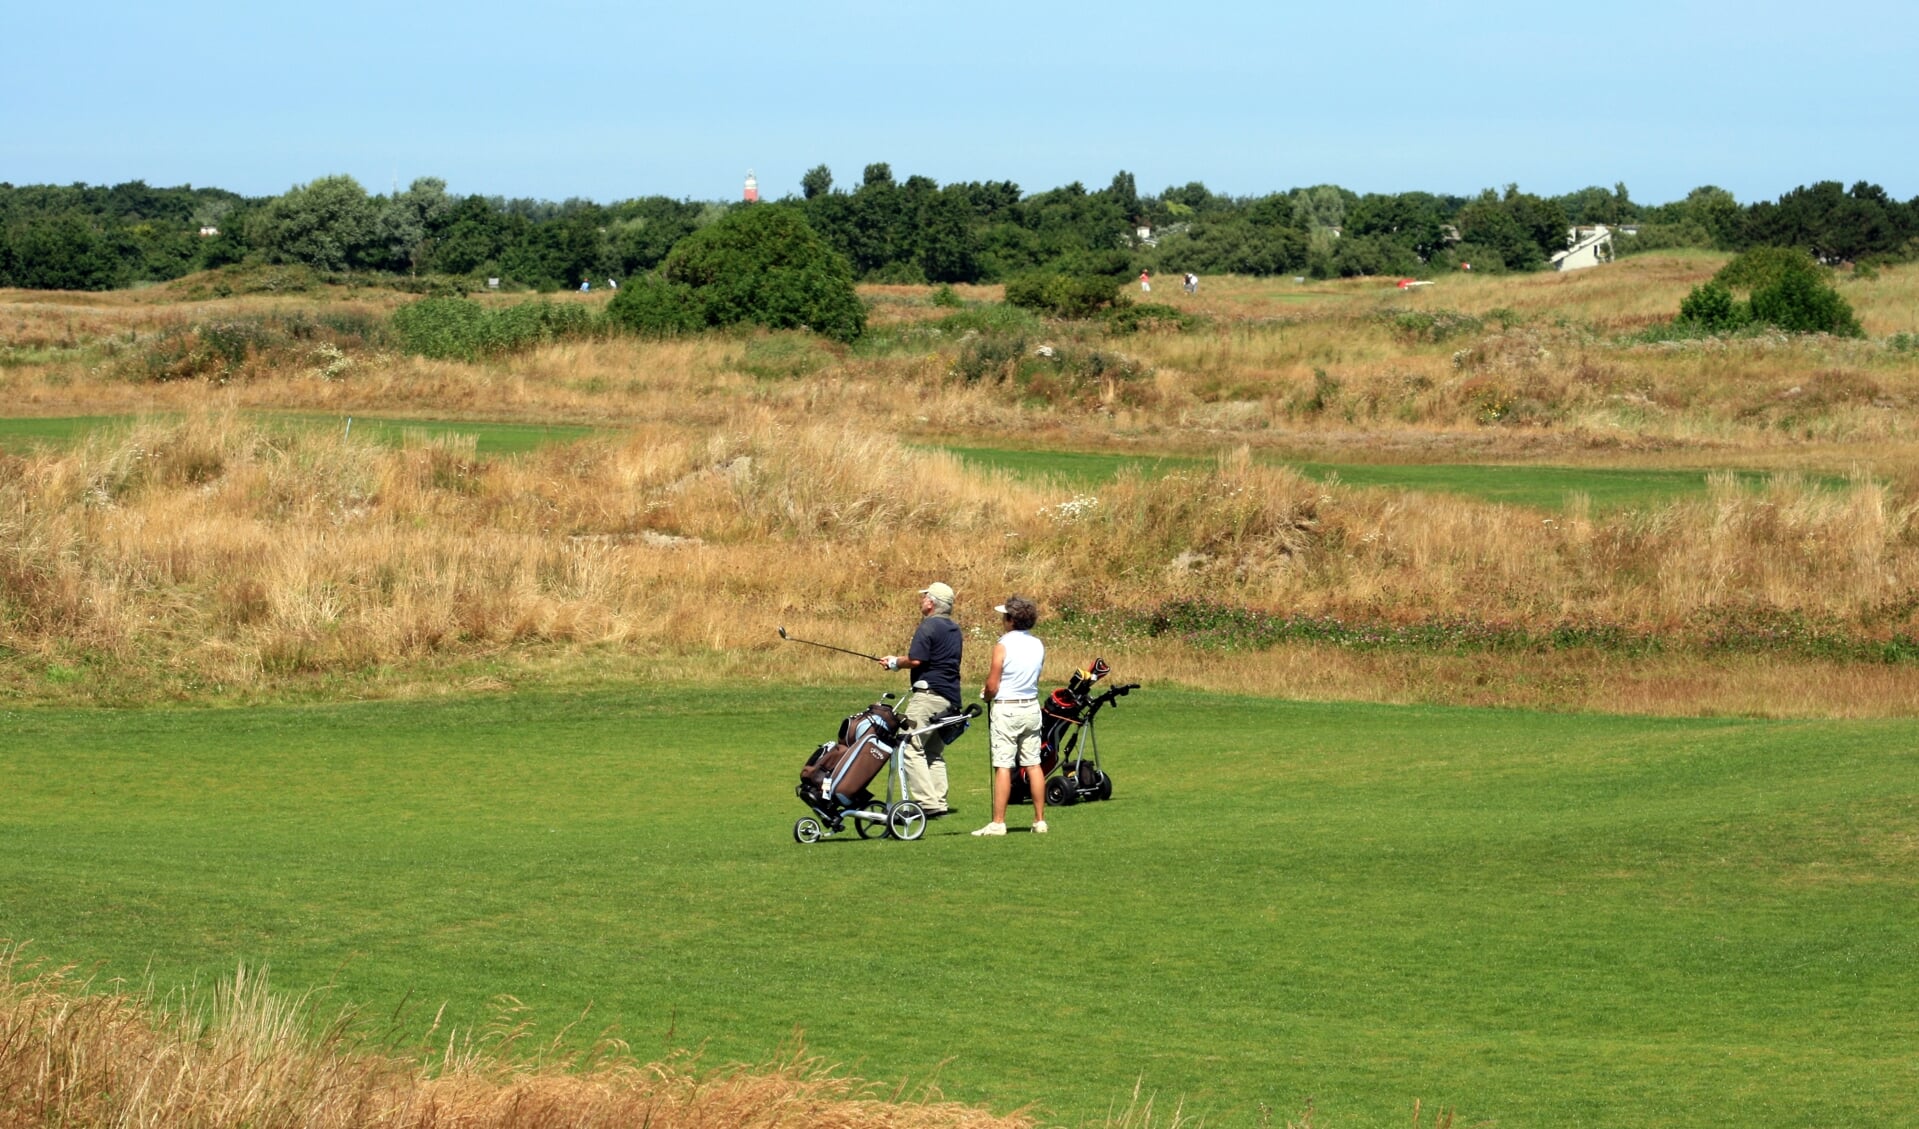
[3,409,1916,711]
[5,261,1919,710]
[0,945,1032,1129]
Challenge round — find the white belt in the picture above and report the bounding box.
[996,697,1038,703]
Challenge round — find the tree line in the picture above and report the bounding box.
[2,170,1915,292]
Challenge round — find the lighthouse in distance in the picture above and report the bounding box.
[743,170,759,203]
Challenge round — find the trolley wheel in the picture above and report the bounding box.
[1094,771,1113,802]
[888,801,927,841]
[1046,776,1077,806]
[855,800,888,839]
[794,817,825,844]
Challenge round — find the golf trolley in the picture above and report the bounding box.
[794,687,981,844]
[1010,658,1140,807]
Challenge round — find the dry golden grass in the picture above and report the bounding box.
[3,407,1917,713]
[0,945,1035,1129]
[5,258,1919,713]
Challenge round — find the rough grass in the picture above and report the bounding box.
[0,948,1036,1129]
[2,410,1918,709]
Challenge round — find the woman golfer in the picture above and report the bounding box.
[973,596,1047,837]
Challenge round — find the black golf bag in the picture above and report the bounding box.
[1009,657,1139,806]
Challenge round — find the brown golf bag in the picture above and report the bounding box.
[799,701,899,809]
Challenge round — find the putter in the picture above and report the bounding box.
[777,626,885,664]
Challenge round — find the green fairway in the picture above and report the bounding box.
[277,413,602,454]
[2,689,1914,1128]
[941,444,1839,511]
[0,415,104,452]
[0,413,601,455]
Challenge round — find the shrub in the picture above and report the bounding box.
[390,297,595,360]
[126,321,276,382]
[1003,272,1125,318]
[1750,270,1863,336]
[642,205,865,343]
[1380,309,1484,344]
[930,284,963,308]
[1103,302,1199,334]
[950,333,1029,383]
[603,275,705,338]
[1677,281,1750,332]
[390,297,489,359]
[1714,245,1822,292]
[114,314,389,383]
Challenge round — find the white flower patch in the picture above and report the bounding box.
[1042,494,1099,523]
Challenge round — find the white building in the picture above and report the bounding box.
[1552,224,1614,271]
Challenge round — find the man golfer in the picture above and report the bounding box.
[973,595,1047,837]
[878,581,963,818]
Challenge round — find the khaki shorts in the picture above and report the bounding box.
[988,699,1043,768]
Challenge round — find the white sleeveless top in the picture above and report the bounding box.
[995,630,1044,700]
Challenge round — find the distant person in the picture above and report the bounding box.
[1184,272,1198,295]
[608,278,618,291]
[973,596,1047,837]
[877,582,963,819]
[1139,270,1151,294]
[580,279,590,292]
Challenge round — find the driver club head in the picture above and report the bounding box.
[778,626,789,640]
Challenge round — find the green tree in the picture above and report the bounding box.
[915,186,981,283]
[426,195,512,276]
[375,177,456,274]
[1107,171,1140,221]
[604,197,705,278]
[5,213,123,289]
[248,175,378,271]
[1455,186,1567,271]
[1345,192,1448,261]
[801,165,833,200]
[1553,183,1638,226]
[1290,184,1353,232]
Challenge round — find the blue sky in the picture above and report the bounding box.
[7,0,1915,207]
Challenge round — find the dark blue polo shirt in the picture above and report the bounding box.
[908,615,963,704]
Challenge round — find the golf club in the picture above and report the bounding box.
[777,626,885,663]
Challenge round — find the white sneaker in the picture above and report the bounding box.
[1032,821,1048,834]
[971,822,1007,837]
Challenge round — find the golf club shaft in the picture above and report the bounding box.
[779,629,883,663]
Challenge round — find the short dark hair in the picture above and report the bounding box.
[1001,595,1038,631]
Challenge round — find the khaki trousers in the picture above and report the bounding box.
[898,690,953,812]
